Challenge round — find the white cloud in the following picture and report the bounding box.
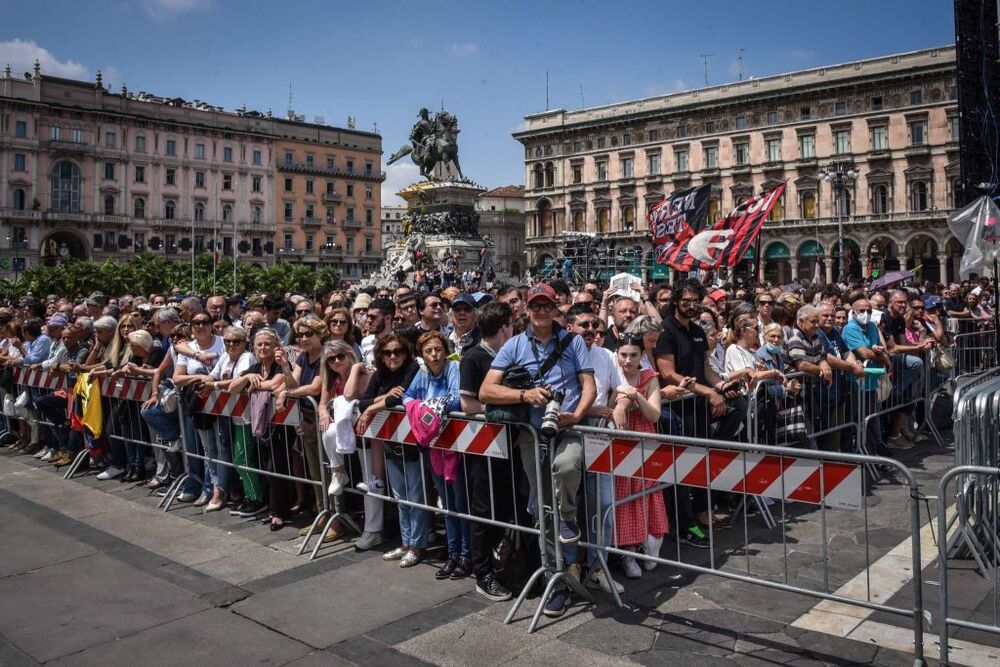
[141,0,204,21]
[382,162,421,206]
[450,42,479,58]
[0,39,88,79]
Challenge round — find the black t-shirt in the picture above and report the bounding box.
[653,314,708,383]
[602,326,621,353]
[459,343,496,399]
[883,315,906,345]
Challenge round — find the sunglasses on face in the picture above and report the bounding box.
[758,300,774,306]
[297,330,316,338]
[678,299,698,306]
[192,320,210,326]
[382,347,405,358]
[295,309,312,316]
[329,319,349,326]
[575,321,598,329]
[392,316,406,324]
[328,353,348,363]
[528,301,555,313]
[224,339,245,346]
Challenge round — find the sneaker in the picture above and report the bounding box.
[96,466,124,481]
[887,435,915,450]
[328,470,350,496]
[354,531,384,551]
[175,491,198,503]
[37,448,54,461]
[681,525,710,549]
[383,546,407,561]
[902,427,928,443]
[558,520,581,544]
[621,555,642,579]
[193,493,211,507]
[543,589,568,617]
[476,574,512,602]
[642,535,663,571]
[436,556,459,580]
[449,557,472,580]
[567,562,583,582]
[586,569,625,594]
[400,551,422,568]
[356,478,383,494]
[236,500,266,518]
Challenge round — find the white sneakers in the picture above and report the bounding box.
[328,470,350,496]
[34,447,52,460]
[642,534,663,571]
[586,569,625,594]
[96,466,124,481]
[356,477,384,494]
[39,449,56,462]
[621,555,642,579]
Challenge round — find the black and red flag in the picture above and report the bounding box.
[648,182,787,271]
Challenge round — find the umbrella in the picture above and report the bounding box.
[869,269,915,291]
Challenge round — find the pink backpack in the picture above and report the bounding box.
[405,399,444,448]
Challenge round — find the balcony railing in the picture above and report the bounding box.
[238,221,277,232]
[323,193,343,203]
[0,208,42,221]
[764,209,952,229]
[94,214,131,226]
[343,219,363,229]
[45,211,90,222]
[277,160,386,182]
[300,217,323,226]
[45,139,93,153]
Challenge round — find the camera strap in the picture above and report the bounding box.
[529,331,576,384]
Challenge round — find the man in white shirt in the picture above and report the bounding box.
[565,303,624,596]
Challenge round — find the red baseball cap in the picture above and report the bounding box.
[526,283,558,304]
[708,289,728,302]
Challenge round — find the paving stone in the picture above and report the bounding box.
[665,608,786,636]
[632,649,739,666]
[558,606,659,656]
[366,595,486,646]
[861,526,912,549]
[329,636,435,667]
[651,627,735,657]
[731,648,815,666]
[48,608,311,667]
[504,638,635,665]
[278,650,356,667]
[733,631,806,656]
[0,506,96,577]
[0,553,208,663]
[785,625,879,664]
[231,555,471,648]
[395,613,547,666]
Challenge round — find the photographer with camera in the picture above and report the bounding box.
[480,283,595,618]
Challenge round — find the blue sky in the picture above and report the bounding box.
[2,0,955,203]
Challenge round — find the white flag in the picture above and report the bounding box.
[948,196,1000,279]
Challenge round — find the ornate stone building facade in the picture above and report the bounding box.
[0,63,381,276]
[476,185,526,278]
[514,46,961,285]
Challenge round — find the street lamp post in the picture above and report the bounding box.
[820,161,858,283]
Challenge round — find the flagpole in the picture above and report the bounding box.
[212,224,217,294]
[190,217,195,293]
[232,211,238,293]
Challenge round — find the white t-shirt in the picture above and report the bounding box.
[725,343,758,376]
[209,350,255,381]
[1,338,22,361]
[589,345,624,409]
[178,335,224,375]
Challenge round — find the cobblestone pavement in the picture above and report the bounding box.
[1,437,998,666]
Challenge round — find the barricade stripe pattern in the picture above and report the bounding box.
[357,409,509,458]
[583,434,862,510]
[13,367,68,391]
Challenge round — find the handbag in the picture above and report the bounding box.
[158,380,179,414]
[2,391,14,419]
[775,400,808,443]
[931,345,955,372]
[876,373,893,403]
[249,390,274,438]
[14,389,31,420]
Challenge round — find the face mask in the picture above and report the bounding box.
[853,311,870,326]
[765,343,781,355]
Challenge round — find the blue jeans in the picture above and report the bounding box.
[386,455,428,549]
[197,427,219,495]
[891,354,924,403]
[432,466,471,559]
[140,401,180,441]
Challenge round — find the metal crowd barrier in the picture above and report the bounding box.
[342,407,548,625]
[952,327,997,380]
[945,371,1000,573]
[175,389,330,552]
[565,422,926,661]
[10,367,70,465]
[937,465,1000,665]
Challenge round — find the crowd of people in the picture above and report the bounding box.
[0,272,994,617]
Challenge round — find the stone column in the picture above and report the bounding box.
[789,258,800,282]
[937,254,948,285]
[825,260,834,285]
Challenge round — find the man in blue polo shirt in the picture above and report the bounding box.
[841,296,892,456]
[480,283,595,617]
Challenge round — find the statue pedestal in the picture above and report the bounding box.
[371,180,496,286]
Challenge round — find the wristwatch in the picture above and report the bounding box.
[519,389,525,403]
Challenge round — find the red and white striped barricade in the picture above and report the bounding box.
[13,367,68,391]
[356,410,509,459]
[98,376,153,402]
[583,433,862,510]
[196,389,301,427]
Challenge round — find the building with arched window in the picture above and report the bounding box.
[516,46,963,284]
[0,63,380,274]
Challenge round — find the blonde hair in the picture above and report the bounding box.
[624,314,661,337]
[726,314,757,346]
[295,314,327,341]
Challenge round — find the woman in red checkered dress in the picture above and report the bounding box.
[612,335,669,579]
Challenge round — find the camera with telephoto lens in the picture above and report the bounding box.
[539,387,566,439]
